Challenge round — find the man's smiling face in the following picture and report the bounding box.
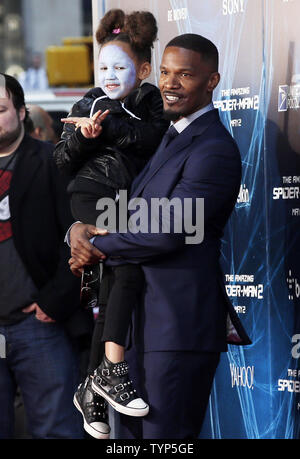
[159,46,219,121]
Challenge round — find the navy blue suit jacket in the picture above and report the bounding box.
[94,109,251,352]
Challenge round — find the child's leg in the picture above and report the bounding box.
[71,187,116,225]
[73,266,117,437]
[73,305,110,439]
[92,265,149,417]
[87,306,106,373]
[84,264,115,372]
[71,192,101,226]
[70,191,114,309]
[69,188,116,437]
[105,342,124,364]
[101,264,145,353]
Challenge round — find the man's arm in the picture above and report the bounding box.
[69,138,241,271]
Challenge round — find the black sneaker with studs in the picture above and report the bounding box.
[92,355,149,417]
[73,374,110,439]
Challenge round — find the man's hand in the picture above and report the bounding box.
[22,302,55,323]
[69,223,108,276]
[68,257,84,277]
[61,109,110,139]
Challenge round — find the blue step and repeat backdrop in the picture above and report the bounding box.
[92,0,300,439]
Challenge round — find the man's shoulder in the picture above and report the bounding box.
[22,134,54,154]
[184,112,241,165]
[19,135,56,169]
[189,110,238,145]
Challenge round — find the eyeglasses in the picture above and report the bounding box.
[80,264,102,309]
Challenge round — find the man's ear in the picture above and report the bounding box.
[31,127,43,140]
[19,106,26,122]
[207,72,220,93]
[137,62,152,81]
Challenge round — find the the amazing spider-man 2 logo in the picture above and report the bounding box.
[0,169,12,243]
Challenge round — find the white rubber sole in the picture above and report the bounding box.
[91,380,149,417]
[73,394,110,439]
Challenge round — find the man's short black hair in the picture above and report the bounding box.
[0,73,29,121]
[166,33,219,71]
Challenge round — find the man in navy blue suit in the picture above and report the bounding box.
[68,34,250,438]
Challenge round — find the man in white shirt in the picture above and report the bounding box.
[18,53,48,91]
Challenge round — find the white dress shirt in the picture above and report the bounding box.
[171,102,214,134]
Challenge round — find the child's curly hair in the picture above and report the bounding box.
[95,9,158,63]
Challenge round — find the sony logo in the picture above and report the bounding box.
[223,0,245,15]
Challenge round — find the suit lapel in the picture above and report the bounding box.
[130,160,151,194]
[131,109,219,198]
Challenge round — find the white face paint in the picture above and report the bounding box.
[98,44,138,100]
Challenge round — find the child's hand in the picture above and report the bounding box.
[61,109,110,139]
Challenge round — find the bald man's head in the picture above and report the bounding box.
[27,105,56,143]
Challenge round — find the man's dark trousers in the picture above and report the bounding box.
[116,349,220,439]
[0,314,84,439]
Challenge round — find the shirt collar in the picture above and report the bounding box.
[171,103,214,134]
